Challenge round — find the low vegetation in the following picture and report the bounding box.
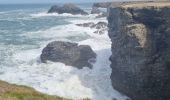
[0,80,67,100]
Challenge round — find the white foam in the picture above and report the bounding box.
[30,12,98,18]
[0,13,129,100]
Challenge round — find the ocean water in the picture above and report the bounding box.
[0,4,128,100]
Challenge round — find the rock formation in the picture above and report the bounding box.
[41,41,96,69]
[91,7,102,14]
[48,3,88,15]
[76,22,108,34]
[91,2,113,18]
[108,2,170,100]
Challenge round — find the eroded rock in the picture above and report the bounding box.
[76,22,108,35]
[48,3,88,15]
[41,41,96,69]
[108,2,170,100]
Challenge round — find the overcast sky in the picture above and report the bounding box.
[0,0,137,4]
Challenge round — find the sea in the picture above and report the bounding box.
[0,3,128,100]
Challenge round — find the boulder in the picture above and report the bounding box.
[108,2,170,100]
[41,41,96,69]
[48,3,88,15]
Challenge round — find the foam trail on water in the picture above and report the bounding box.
[0,11,129,100]
[30,12,98,18]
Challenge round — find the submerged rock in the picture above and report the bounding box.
[108,2,170,100]
[41,41,96,69]
[48,3,88,15]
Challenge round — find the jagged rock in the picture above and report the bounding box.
[41,41,96,69]
[76,22,108,34]
[48,3,88,15]
[76,22,95,28]
[91,22,107,29]
[91,3,108,18]
[95,12,108,18]
[108,2,170,100]
[94,28,107,35]
[91,7,102,14]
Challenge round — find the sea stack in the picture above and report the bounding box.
[41,41,96,69]
[108,1,170,100]
[48,3,88,15]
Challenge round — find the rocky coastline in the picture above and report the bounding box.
[1,1,170,100]
[41,1,170,100]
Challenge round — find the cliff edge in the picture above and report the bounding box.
[108,2,170,100]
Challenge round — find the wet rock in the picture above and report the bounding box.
[76,22,95,28]
[76,22,108,35]
[91,22,107,29]
[95,12,108,18]
[48,3,88,15]
[41,41,96,69]
[91,7,102,14]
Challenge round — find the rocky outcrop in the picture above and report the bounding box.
[91,3,109,18]
[108,2,170,100]
[48,3,88,15]
[76,22,108,34]
[76,22,95,28]
[41,41,96,69]
[91,7,102,14]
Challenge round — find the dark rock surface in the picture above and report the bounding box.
[91,7,102,14]
[41,41,96,69]
[108,2,170,100]
[76,22,95,28]
[76,22,108,34]
[95,12,108,18]
[91,3,109,18]
[91,22,107,29]
[48,3,88,15]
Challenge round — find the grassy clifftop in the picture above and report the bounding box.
[0,81,67,100]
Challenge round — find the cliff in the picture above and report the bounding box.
[108,2,170,100]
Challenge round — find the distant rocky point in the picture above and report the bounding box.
[48,3,88,15]
[41,41,96,69]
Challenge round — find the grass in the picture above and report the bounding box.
[0,80,68,100]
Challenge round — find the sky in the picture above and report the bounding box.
[0,0,119,4]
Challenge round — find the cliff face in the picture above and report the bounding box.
[108,3,170,100]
